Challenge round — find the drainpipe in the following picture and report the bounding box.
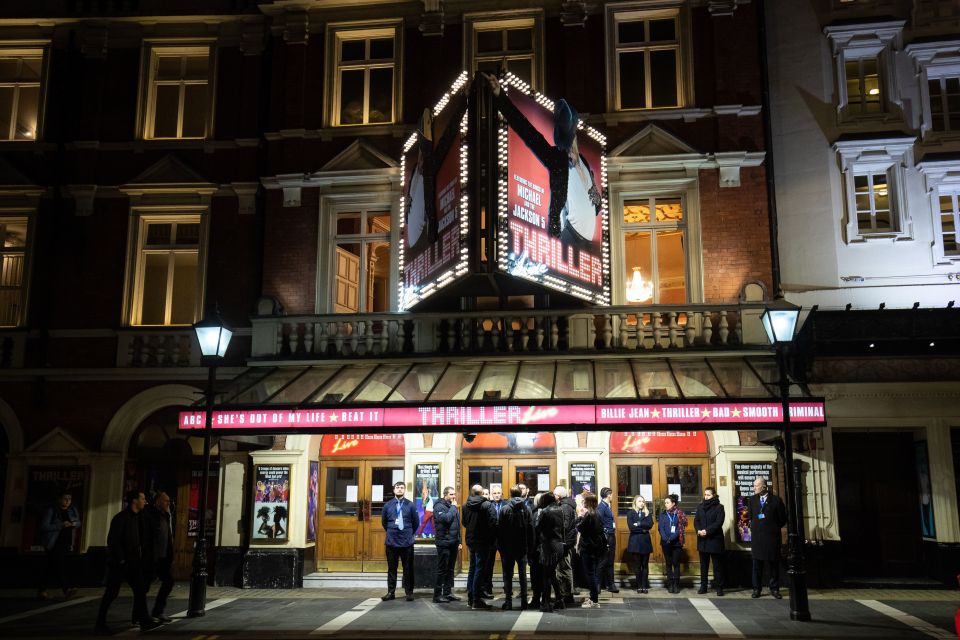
[758,0,782,296]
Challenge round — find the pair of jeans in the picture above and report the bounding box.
[482,546,498,594]
[599,532,617,588]
[539,560,561,606]
[501,554,528,600]
[97,563,150,627]
[751,558,779,591]
[146,556,174,615]
[385,545,414,594]
[556,548,573,599]
[700,552,724,589]
[635,552,650,589]
[434,545,457,596]
[580,551,601,603]
[466,546,488,597]
[662,545,682,584]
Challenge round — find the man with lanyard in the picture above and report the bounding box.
[597,488,620,593]
[746,476,787,599]
[381,481,420,601]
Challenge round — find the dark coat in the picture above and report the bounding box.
[693,497,726,555]
[575,512,607,557]
[558,496,577,550]
[490,499,507,548]
[535,504,565,567]
[106,508,147,567]
[381,497,419,548]
[626,510,653,554]
[499,497,534,559]
[463,495,497,549]
[747,492,787,561]
[597,499,616,534]
[38,505,81,551]
[432,499,460,548]
[143,505,174,562]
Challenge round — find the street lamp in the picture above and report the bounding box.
[760,297,810,622]
[187,311,233,618]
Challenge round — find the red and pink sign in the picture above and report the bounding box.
[320,433,405,457]
[179,400,825,433]
[610,431,708,454]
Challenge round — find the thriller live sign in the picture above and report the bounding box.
[179,400,826,434]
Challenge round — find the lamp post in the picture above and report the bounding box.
[760,297,810,622]
[188,312,233,618]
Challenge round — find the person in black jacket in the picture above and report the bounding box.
[575,493,607,608]
[499,485,534,610]
[95,490,160,635]
[626,495,653,594]
[597,487,620,593]
[694,487,726,596]
[746,477,787,599]
[143,492,175,620]
[462,484,497,610]
[553,486,578,606]
[482,486,505,599]
[535,493,565,613]
[432,486,462,603]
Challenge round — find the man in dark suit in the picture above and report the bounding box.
[381,481,420,601]
[482,486,505,599]
[746,477,787,599]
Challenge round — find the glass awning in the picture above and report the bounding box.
[207,356,810,408]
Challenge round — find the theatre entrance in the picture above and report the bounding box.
[610,432,710,578]
[316,434,405,572]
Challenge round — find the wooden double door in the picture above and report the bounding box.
[316,458,404,571]
[611,457,709,575]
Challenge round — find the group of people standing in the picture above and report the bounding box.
[380,478,788,608]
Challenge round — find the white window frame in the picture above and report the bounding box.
[138,42,216,140]
[824,21,904,122]
[917,159,960,265]
[834,137,915,244]
[605,1,691,113]
[318,193,399,314]
[0,46,47,142]
[125,209,210,326]
[907,41,960,139]
[609,178,704,305]
[0,211,34,327]
[325,22,402,128]
[464,12,543,91]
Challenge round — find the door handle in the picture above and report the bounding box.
[357,499,365,522]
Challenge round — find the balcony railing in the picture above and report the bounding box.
[117,328,200,367]
[251,304,771,360]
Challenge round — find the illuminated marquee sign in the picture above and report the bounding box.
[496,73,611,305]
[179,400,825,433]
[398,71,470,310]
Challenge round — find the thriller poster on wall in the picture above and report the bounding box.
[22,466,88,552]
[307,461,319,543]
[252,464,290,542]
[733,462,773,543]
[569,462,597,497]
[414,463,440,540]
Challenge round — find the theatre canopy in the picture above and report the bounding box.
[178,356,825,435]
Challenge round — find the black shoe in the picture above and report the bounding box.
[519,600,529,611]
[771,590,782,600]
[553,599,565,610]
[444,593,461,601]
[528,597,541,608]
[501,600,513,610]
[152,613,172,623]
[751,590,761,599]
[640,588,648,594]
[433,596,447,603]
[573,589,581,596]
[467,597,474,608]
[472,598,492,610]
[381,592,396,601]
[563,595,576,605]
[480,591,494,600]
[716,588,725,597]
[539,603,552,613]
[94,624,113,636]
[697,585,708,595]
[608,586,620,593]
[405,593,414,602]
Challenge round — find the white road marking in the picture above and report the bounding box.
[856,599,954,640]
[688,597,745,638]
[309,597,380,636]
[509,610,542,634]
[0,596,99,625]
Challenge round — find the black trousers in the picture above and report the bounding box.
[97,563,150,626]
[147,557,175,615]
[599,533,617,588]
[752,557,779,591]
[539,560,561,605]
[501,553,528,599]
[580,550,601,603]
[529,556,542,600]
[699,552,724,589]
[39,546,69,593]
[482,546,497,594]
[434,545,457,596]
[385,545,414,594]
[662,545,682,584]
[556,548,573,599]
[634,552,650,589]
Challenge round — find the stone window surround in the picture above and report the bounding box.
[824,20,905,122]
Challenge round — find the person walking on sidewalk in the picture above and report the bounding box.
[747,477,787,599]
[37,491,81,600]
[95,490,160,635]
[694,487,726,596]
[575,493,607,609]
[432,486,462,603]
[381,481,419,602]
[499,485,535,610]
[626,495,653,594]
[658,494,687,594]
[463,484,497,610]
[143,491,175,620]
[597,487,619,593]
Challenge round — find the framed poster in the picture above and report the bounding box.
[914,442,936,539]
[307,461,319,543]
[569,462,597,497]
[22,466,88,552]
[414,463,440,540]
[252,464,290,542]
[188,465,219,538]
[733,462,773,543]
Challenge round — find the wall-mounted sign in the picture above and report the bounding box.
[610,431,708,454]
[414,463,440,540]
[461,432,555,453]
[252,464,290,542]
[569,462,597,496]
[180,400,826,433]
[399,72,470,310]
[320,433,406,457]
[733,462,773,543]
[496,73,611,305]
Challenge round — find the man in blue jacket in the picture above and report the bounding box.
[381,480,419,601]
[597,487,620,593]
[432,486,462,603]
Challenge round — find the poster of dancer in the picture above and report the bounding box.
[414,463,440,540]
[307,461,319,543]
[252,464,290,541]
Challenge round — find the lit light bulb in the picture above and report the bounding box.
[868,88,880,96]
[625,267,653,303]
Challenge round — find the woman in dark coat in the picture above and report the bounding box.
[657,494,687,594]
[575,493,606,608]
[626,495,653,593]
[535,493,565,613]
[694,487,726,596]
